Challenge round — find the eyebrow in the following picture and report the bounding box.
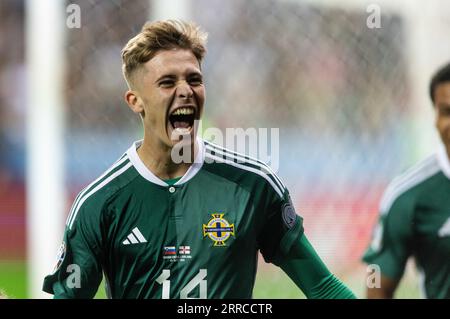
[154,71,203,84]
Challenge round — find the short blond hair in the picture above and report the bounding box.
[121,20,208,88]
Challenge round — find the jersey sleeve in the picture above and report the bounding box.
[257,178,304,264]
[362,188,415,280]
[42,197,105,298]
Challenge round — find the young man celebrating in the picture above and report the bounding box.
[43,20,355,299]
[363,63,450,299]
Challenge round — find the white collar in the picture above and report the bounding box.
[126,137,205,187]
[437,144,450,180]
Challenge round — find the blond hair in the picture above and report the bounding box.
[121,20,208,88]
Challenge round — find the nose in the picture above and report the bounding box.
[176,80,193,99]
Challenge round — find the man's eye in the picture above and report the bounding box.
[189,78,203,86]
[159,80,174,87]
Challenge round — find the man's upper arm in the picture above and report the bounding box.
[257,178,304,264]
[42,199,104,298]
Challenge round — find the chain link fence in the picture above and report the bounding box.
[64,0,410,271]
[4,0,450,297]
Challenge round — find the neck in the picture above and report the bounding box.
[137,134,197,180]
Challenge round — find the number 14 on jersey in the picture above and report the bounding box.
[156,269,207,299]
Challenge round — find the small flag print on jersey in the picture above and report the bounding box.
[163,246,176,255]
[179,246,191,255]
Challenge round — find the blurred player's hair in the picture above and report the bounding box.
[121,20,208,88]
[430,62,450,104]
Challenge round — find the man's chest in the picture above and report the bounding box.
[102,185,262,298]
[106,184,259,268]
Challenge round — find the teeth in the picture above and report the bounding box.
[172,107,195,116]
[174,128,191,134]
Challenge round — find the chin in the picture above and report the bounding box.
[168,125,197,145]
[168,131,197,164]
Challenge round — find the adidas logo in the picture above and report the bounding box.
[122,227,148,245]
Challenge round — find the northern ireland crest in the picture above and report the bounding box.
[202,213,235,246]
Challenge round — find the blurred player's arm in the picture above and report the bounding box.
[362,188,414,299]
[366,274,399,299]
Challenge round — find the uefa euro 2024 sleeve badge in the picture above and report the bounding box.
[203,213,235,246]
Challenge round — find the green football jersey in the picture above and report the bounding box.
[363,147,450,298]
[43,138,303,299]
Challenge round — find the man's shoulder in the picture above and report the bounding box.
[380,154,442,214]
[80,154,138,203]
[201,140,286,198]
[66,154,138,229]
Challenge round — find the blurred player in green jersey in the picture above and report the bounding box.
[43,20,355,299]
[363,63,450,298]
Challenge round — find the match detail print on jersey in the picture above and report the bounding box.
[162,245,192,262]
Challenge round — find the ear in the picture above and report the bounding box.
[125,90,144,114]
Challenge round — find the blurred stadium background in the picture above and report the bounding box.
[1,0,450,298]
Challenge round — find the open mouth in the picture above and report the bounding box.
[169,106,196,131]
